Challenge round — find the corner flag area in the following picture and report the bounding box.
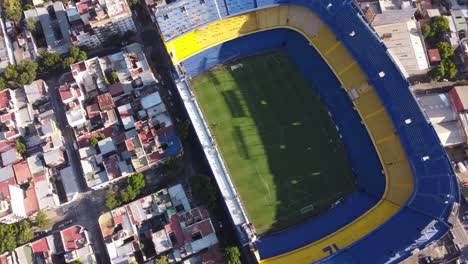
[190,52,356,235]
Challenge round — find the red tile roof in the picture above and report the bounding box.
[97,93,115,111]
[59,84,73,101]
[86,103,100,119]
[0,90,11,110]
[13,161,33,183]
[31,238,49,253]
[61,225,87,252]
[24,186,39,215]
[103,155,121,180]
[0,140,15,154]
[428,49,441,63]
[125,138,135,152]
[165,214,185,249]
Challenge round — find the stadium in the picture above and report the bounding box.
[154,0,460,263]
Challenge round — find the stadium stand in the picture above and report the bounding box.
[155,0,459,263]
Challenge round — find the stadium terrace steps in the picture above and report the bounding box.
[156,0,459,263]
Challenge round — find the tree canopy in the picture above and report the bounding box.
[35,210,50,228]
[0,221,33,254]
[105,173,146,210]
[63,46,87,70]
[225,246,241,264]
[423,16,450,42]
[89,137,99,148]
[443,59,457,79]
[105,191,121,211]
[15,138,26,154]
[38,51,62,74]
[436,41,455,60]
[127,173,145,190]
[154,256,168,264]
[0,77,5,91]
[17,221,33,245]
[191,175,218,209]
[2,0,22,22]
[430,62,445,81]
[26,18,37,33]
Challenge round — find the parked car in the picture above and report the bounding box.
[33,231,47,239]
[57,219,73,229]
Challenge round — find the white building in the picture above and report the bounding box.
[69,0,136,49]
[418,93,465,146]
[371,7,430,75]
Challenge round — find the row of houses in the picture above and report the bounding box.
[0,79,81,224]
[0,224,95,263]
[23,0,135,54]
[99,184,223,263]
[359,0,468,76]
[59,43,181,189]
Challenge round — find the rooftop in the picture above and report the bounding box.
[0,89,12,110]
[0,165,15,182]
[97,92,115,111]
[61,225,87,251]
[24,79,48,104]
[103,155,122,180]
[98,137,116,155]
[13,160,33,183]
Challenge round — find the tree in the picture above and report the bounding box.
[26,18,37,32]
[430,62,445,81]
[225,246,241,264]
[63,46,87,69]
[175,120,190,140]
[436,41,455,60]
[443,59,457,79]
[430,16,449,36]
[105,191,121,211]
[35,210,50,228]
[17,221,33,245]
[163,156,184,178]
[15,138,26,154]
[0,224,18,253]
[3,61,37,86]
[191,175,218,209]
[422,24,432,39]
[111,71,119,84]
[127,0,140,7]
[4,66,18,81]
[2,0,22,22]
[127,173,145,191]
[38,51,62,73]
[154,256,168,264]
[121,186,138,203]
[89,136,99,147]
[23,4,34,10]
[16,60,38,85]
[62,57,76,70]
[0,77,6,91]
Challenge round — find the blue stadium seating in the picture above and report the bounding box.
[224,0,256,14]
[159,0,460,262]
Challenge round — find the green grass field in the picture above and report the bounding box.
[190,52,356,235]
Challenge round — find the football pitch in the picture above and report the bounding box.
[190,52,356,235]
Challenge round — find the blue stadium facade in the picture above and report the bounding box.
[154,0,461,263]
